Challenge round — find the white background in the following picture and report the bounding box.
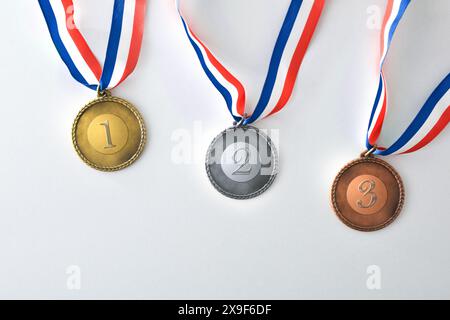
[0,0,449,299]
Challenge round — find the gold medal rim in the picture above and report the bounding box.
[330,156,405,232]
[72,95,146,172]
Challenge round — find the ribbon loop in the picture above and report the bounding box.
[39,0,147,91]
[366,0,449,155]
[177,0,324,124]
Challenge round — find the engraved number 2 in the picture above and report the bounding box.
[232,147,252,175]
[357,179,377,209]
[99,120,116,149]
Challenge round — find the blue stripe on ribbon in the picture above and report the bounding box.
[366,0,412,151]
[180,17,240,122]
[366,75,384,136]
[374,73,450,155]
[381,0,410,66]
[246,0,303,124]
[99,0,125,90]
[38,0,97,90]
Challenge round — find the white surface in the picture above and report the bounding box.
[0,0,449,299]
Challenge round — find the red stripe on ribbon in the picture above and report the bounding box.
[369,75,387,145]
[380,0,394,59]
[402,106,450,154]
[62,0,102,80]
[116,0,147,87]
[267,0,325,117]
[189,27,246,116]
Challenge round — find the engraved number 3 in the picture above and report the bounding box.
[100,120,116,149]
[357,179,377,209]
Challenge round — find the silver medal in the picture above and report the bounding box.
[205,125,278,199]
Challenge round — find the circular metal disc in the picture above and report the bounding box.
[331,156,405,231]
[72,95,146,171]
[206,126,278,199]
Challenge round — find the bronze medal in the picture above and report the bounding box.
[331,152,405,232]
[72,91,146,171]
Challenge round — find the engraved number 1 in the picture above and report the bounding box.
[357,179,377,209]
[99,120,116,149]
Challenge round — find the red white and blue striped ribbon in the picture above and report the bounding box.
[367,0,449,155]
[177,0,325,124]
[38,0,147,91]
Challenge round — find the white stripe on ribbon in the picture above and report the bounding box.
[50,0,99,86]
[380,0,402,66]
[368,75,386,137]
[260,0,314,119]
[395,89,450,153]
[184,23,241,117]
[368,0,403,142]
[177,0,322,123]
[108,0,136,88]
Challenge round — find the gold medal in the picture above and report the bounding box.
[72,91,146,171]
[39,1,148,171]
[331,149,405,232]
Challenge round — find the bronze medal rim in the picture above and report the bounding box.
[330,156,405,232]
[72,95,146,172]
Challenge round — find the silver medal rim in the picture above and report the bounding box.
[205,125,278,200]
